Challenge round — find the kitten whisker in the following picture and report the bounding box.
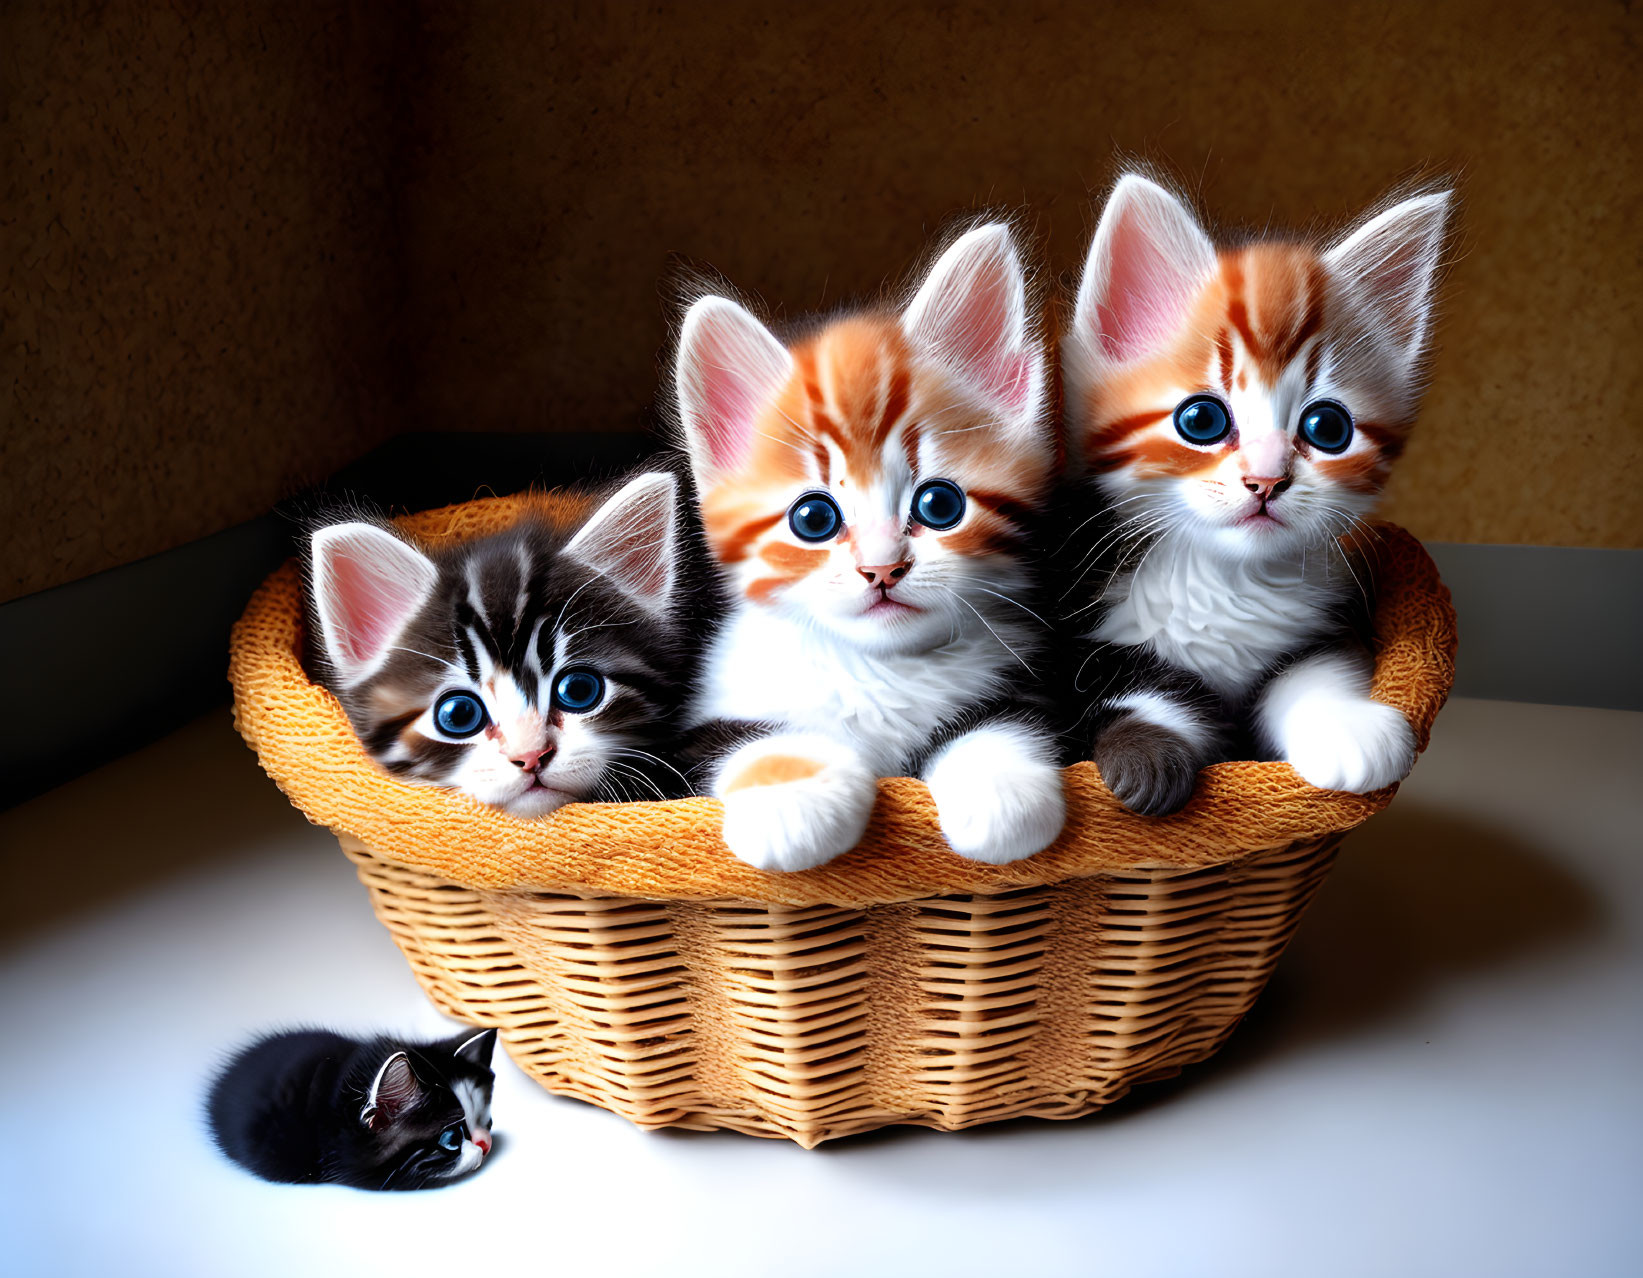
[386,645,467,677]
[1059,511,1173,603]
[968,585,1051,629]
[562,616,638,644]
[600,758,668,802]
[551,575,602,642]
[592,770,637,804]
[936,585,1035,676]
[1051,493,1157,555]
[1315,506,1374,606]
[607,746,692,792]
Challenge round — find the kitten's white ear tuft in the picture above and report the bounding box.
[453,1028,497,1068]
[362,1051,422,1129]
[311,523,439,687]
[565,471,679,614]
[676,296,794,482]
[902,223,1043,425]
[1325,190,1451,367]
[1072,174,1217,370]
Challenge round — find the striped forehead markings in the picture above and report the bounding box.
[452,620,482,681]
[1284,260,1328,369]
[898,415,921,484]
[1223,257,1258,361]
[878,365,912,450]
[1216,327,1234,392]
[1221,250,1329,380]
[512,543,534,642]
[1304,338,1325,387]
[463,559,494,632]
[524,615,549,679]
[794,328,917,485]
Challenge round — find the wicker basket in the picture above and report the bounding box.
[230,495,1456,1147]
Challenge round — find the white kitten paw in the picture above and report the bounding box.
[924,723,1067,864]
[1282,699,1417,793]
[716,735,877,872]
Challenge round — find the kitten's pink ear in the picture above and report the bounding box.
[564,471,678,615]
[310,523,439,687]
[1072,174,1217,369]
[901,223,1044,426]
[1326,190,1451,368]
[361,1052,423,1129]
[675,296,794,482]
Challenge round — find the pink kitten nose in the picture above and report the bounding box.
[510,743,556,771]
[857,560,913,589]
[1242,475,1292,501]
[472,1129,492,1155]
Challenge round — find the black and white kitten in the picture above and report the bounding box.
[206,1028,497,1190]
[305,471,699,816]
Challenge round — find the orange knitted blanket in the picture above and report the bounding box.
[228,495,1456,908]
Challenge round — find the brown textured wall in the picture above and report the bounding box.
[2,1,406,602]
[5,2,1639,606]
[401,0,1641,549]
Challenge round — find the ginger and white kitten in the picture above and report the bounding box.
[675,224,1066,871]
[1062,174,1450,814]
[306,472,694,817]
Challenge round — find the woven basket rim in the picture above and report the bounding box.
[228,494,1456,908]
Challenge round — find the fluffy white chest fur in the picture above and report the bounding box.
[1093,535,1343,699]
[690,604,1016,775]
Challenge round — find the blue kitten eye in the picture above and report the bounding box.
[911,479,966,531]
[553,668,605,712]
[1299,400,1353,453]
[1173,395,1232,445]
[788,491,842,542]
[434,691,488,738]
[438,1126,462,1152]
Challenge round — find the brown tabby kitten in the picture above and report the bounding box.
[305,472,698,816]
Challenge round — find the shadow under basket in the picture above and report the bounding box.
[230,495,1456,1147]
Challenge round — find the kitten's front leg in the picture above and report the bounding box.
[713,734,877,872]
[1256,646,1416,793]
[923,718,1066,864]
[1085,644,1229,817]
[1088,689,1225,817]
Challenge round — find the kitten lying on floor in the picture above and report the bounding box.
[207,1027,497,1190]
[673,222,1067,870]
[304,471,702,816]
[1060,173,1451,814]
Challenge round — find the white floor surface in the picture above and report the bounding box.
[1,697,1639,1278]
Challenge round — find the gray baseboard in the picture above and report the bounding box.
[3,444,1637,808]
[1424,542,1643,713]
[0,430,652,808]
[0,516,291,808]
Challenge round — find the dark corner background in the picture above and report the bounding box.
[3,1,1640,807]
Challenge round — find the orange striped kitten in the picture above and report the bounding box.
[674,224,1065,871]
[1063,175,1450,814]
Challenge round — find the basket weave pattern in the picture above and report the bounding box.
[231,497,1456,1145]
[341,833,1339,1144]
